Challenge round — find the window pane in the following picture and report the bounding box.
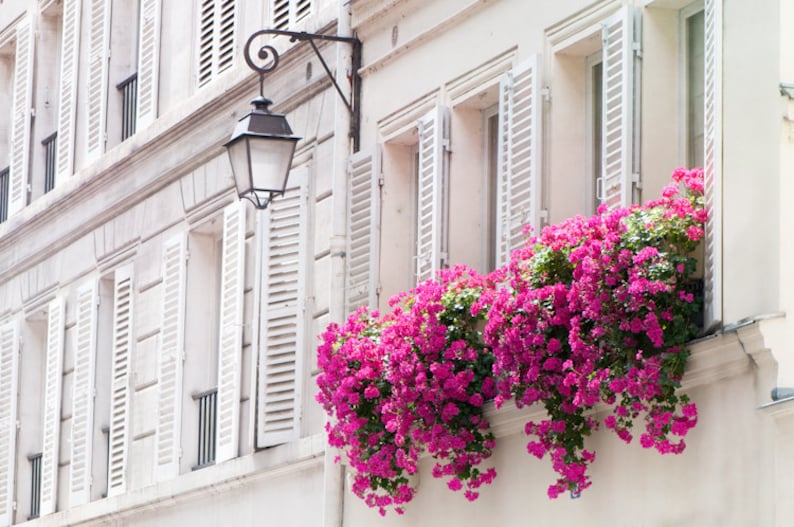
[687,10,705,168]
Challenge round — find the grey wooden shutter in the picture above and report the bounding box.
[136,0,162,129]
[599,7,635,209]
[155,234,187,480]
[107,266,133,496]
[703,0,722,328]
[257,169,307,447]
[496,56,542,266]
[345,149,381,313]
[85,0,111,160]
[8,17,35,217]
[55,0,82,186]
[415,106,450,283]
[215,202,246,463]
[69,282,98,507]
[0,321,19,527]
[40,298,65,516]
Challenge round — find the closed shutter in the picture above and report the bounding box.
[69,282,98,507]
[415,106,450,283]
[703,0,722,328]
[155,235,187,480]
[257,170,307,447]
[8,17,35,217]
[136,0,161,129]
[107,266,133,496]
[496,56,542,266]
[197,0,236,87]
[599,7,635,210]
[55,0,82,186]
[39,298,65,516]
[345,149,381,313]
[271,0,311,30]
[214,202,246,463]
[85,0,111,160]
[0,321,19,527]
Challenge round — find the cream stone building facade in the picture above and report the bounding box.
[0,0,791,526]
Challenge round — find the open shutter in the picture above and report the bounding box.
[55,0,82,186]
[197,0,236,87]
[0,321,19,527]
[599,7,635,210]
[107,266,133,496]
[214,202,246,463]
[40,298,65,516]
[496,56,542,266]
[345,149,381,313]
[257,170,307,447]
[703,0,722,328]
[85,0,111,160]
[8,17,35,217]
[216,0,236,75]
[69,282,98,507]
[155,235,186,480]
[415,106,450,283]
[197,0,215,86]
[136,0,162,129]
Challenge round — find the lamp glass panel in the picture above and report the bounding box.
[249,138,296,192]
[226,137,252,196]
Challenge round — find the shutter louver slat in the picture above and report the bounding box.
[257,173,307,447]
[107,266,133,496]
[85,0,111,160]
[415,106,450,284]
[136,0,161,128]
[155,235,187,480]
[8,18,35,217]
[496,57,542,267]
[345,149,381,313]
[69,282,98,507]
[600,7,634,210]
[0,321,19,527]
[40,299,65,516]
[214,202,246,463]
[55,0,82,186]
[703,0,722,328]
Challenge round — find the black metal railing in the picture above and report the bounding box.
[0,167,9,223]
[42,132,57,194]
[28,453,42,519]
[193,388,217,469]
[117,73,138,141]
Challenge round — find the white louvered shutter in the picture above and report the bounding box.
[599,7,635,210]
[155,235,186,480]
[257,170,307,447]
[40,298,65,516]
[496,57,542,266]
[69,282,98,507]
[703,0,722,328]
[8,18,35,217]
[415,106,450,284]
[107,266,133,496]
[85,0,111,160]
[197,0,236,87]
[271,0,311,29]
[345,150,381,313]
[136,0,162,129]
[0,321,19,527]
[215,202,246,463]
[55,0,81,186]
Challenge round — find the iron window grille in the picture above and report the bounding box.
[42,132,57,194]
[193,388,217,469]
[0,167,9,223]
[28,453,42,519]
[117,73,138,141]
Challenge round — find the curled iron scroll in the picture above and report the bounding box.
[244,31,282,96]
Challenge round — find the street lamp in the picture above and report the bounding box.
[225,29,361,209]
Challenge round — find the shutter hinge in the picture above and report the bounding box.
[442,138,451,152]
[185,249,190,261]
[541,87,551,102]
[539,209,549,224]
[30,107,35,118]
[378,175,385,187]
[440,252,449,267]
[376,284,382,296]
[632,42,642,58]
[631,172,642,189]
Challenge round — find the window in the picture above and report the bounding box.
[42,133,57,194]
[197,0,237,87]
[685,8,705,167]
[484,111,498,272]
[193,389,217,468]
[587,53,603,214]
[33,5,62,200]
[0,168,9,223]
[28,453,42,519]
[117,74,138,141]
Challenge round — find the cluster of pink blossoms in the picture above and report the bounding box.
[316,168,706,513]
